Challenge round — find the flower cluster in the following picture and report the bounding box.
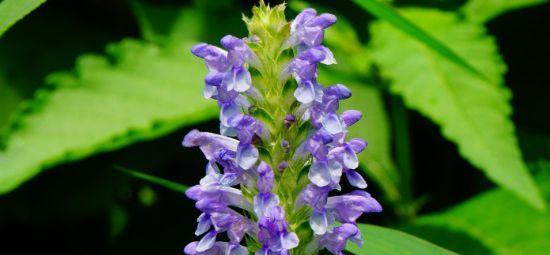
[183,3,381,255]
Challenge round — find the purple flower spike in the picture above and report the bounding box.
[185,5,380,255]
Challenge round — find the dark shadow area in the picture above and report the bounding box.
[0,119,217,254]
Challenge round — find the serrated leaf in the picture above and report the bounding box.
[0,0,46,37]
[405,161,550,255]
[351,0,485,80]
[461,0,548,23]
[368,8,544,209]
[0,38,217,194]
[347,224,458,255]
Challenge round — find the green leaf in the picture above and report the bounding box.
[368,8,544,210]
[351,0,485,80]
[461,0,548,23]
[0,0,46,37]
[0,38,217,194]
[405,161,550,255]
[347,224,458,255]
[344,82,401,205]
[0,76,22,130]
[115,166,188,193]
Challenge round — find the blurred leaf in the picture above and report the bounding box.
[131,1,205,46]
[322,11,371,76]
[138,185,157,207]
[0,0,45,37]
[461,0,548,23]
[368,8,544,210]
[0,76,21,130]
[405,161,550,255]
[351,0,485,80]
[346,224,458,255]
[131,0,244,46]
[110,205,128,239]
[0,36,216,194]
[345,82,401,205]
[115,166,188,193]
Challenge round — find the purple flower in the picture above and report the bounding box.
[185,5,380,255]
[318,223,362,254]
[287,8,337,51]
[184,241,248,255]
[186,185,253,212]
[191,43,230,72]
[326,190,382,223]
[183,130,238,160]
[258,206,299,253]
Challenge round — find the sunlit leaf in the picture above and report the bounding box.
[0,0,46,37]
[0,37,216,194]
[461,0,548,23]
[368,8,544,209]
[405,161,550,255]
[347,224,458,255]
[351,0,484,79]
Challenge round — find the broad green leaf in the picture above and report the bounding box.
[462,0,548,23]
[368,8,544,209]
[0,0,46,37]
[347,224,458,255]
[115,166,188,193]
[351,0,484,80]
[405,161,550,254]
[0,38,217,194]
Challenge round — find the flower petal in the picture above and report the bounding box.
[346,170,367,189]
[196,230,217,252]
[322,113,344,134]
[294,80,316,104]
[236,144,259,170]
[308,161,331,187]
